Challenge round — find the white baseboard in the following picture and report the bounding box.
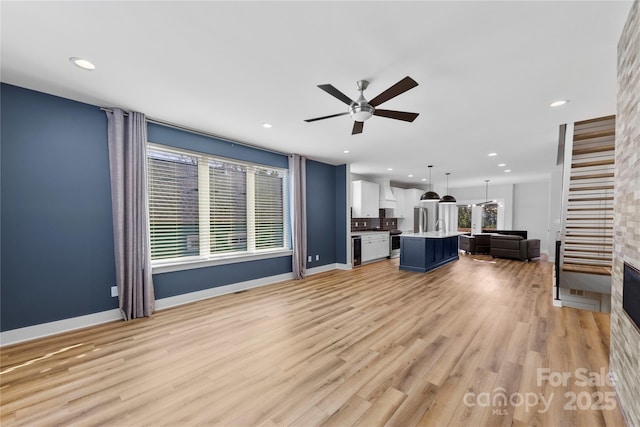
[0,309,123,347]
[1,271,298,347]
[1,262,354,347]
[306,263,339,275]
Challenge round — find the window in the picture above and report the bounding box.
[481,203,498,230]
[457,205,472,232]
[147,144,289,267]
[457,202,502,233]
[148,149,200,260]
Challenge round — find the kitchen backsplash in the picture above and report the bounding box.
[351,209,397,232]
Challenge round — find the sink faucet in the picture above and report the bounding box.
[435,218,447,232]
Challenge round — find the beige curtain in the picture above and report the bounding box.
[106,108,155,320]
[289,154,307,279]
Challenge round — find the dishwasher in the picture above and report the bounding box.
[351,235,362,267]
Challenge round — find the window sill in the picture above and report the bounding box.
[151,249,293,274]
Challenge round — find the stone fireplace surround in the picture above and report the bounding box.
[610,1,640,425]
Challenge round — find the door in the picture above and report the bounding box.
[471,205,482,235]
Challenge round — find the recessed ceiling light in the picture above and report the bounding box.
[421,178,427,182]
[387,168,393,171]
[488,153,497,157]
[504,169,512,173]
[343,150,350,154]
[408,174,414,178]
[498,163,506,167]
[262,123,272,128]
[550,99,569,107]
[69,57,95,70]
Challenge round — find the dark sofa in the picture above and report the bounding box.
[459,235,475,254]
[459,233,493,255]
[490,234,540,261]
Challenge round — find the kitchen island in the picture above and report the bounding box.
[399,231,467,273]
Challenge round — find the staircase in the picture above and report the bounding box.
[562,115,615,277]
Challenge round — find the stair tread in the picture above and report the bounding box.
[562,264,612,276]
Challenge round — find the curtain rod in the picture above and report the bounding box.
[100,107,291,157]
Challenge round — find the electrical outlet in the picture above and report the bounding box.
[364,221,367,227]
[308,255,312,263]
[355,222,358,227]
[315,255,319,261]
[110,285,118,297]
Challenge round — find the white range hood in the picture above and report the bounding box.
[374,178,397,209]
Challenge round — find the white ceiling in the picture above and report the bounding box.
[1,1,632,189]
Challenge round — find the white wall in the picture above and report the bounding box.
[452,180,557,257]
[513,180,551,256]
[547,165,564,261]
[450,183,514,229]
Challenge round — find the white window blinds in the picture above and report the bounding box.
[254,168,286,249]
[147,144,289,265]
[209,160,247,254]
[148,148,200,260]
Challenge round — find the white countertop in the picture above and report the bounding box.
[401,231,467,239]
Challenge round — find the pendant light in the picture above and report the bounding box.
[439,172,456,203]
[476,179,491,206]
[420,165,440,200]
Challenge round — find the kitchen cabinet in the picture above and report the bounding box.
[399,232,462,273]
[361,233,390,263]
[352,180,379,218]
[391,187,406,218]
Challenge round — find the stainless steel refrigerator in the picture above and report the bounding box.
[413,202,438,233]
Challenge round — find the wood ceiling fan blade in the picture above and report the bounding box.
[373,109,419,122]
[304,112,349,122]
[352,121,364,135]
[318,84,355,105]
[369,76,418,107]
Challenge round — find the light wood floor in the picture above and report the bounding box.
[0,255,626,426]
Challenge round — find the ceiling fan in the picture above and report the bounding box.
[304,76,419,135]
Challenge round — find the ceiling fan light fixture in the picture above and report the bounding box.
[305,76,419,134]
[349,104,375,122]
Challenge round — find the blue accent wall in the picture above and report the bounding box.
[1,84,118,331]
[1,83,348,332]
[334,164,348,264]
[148,123,288,169]
[306,160,336,267]
[153,256,292,299]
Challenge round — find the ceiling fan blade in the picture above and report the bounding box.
[317,84,355,106]
[373,109,419,122]
[304,112,349,122]
[369,76,418,107]
[352,121,364,135]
